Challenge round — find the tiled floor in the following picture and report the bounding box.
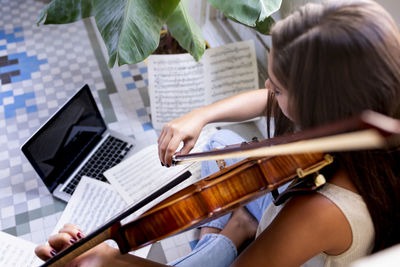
[0,0,265,263]
[0,0,156,245]
[0,0,207,262]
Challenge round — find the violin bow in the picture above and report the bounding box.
[173,110,400,164]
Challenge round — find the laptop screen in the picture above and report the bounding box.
[21,85,107,192]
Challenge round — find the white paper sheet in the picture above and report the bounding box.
[52,177,151,258]
[148,53,207,129]
[103,126,217,208]
[148,40,258,129]
[0,231,43,266]
[204,40,259,103]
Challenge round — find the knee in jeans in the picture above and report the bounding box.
[205,129,243,151]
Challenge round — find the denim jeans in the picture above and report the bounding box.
[169,129,282,267]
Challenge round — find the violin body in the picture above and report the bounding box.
[117,152,326,253]
[41,110,400,266]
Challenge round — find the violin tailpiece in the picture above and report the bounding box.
[272,173,326,206]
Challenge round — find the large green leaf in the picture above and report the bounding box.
[166,1,205,61]
[92,0,180,67]
[255,16,275,34]
[36,0,280,67]
[37,0,94,25]
[208,0,281,34]
[257,0,282,21]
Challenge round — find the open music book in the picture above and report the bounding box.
[147,40,259,130]
[103,126,218,205]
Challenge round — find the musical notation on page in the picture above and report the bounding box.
[147,40,259,130]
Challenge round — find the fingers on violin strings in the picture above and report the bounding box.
[47,232,78,252]
[35,244,56,261]
[59,223,85,241]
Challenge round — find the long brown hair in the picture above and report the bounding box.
[267,0,400,252]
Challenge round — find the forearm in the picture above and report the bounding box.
[196,89,268,125]
[158,89,269,165]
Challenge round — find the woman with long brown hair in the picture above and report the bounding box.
[35,0,400,266]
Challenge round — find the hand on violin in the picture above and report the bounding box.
[158,108,207,166]
[35,223,116,267]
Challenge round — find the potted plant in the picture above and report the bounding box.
[37,0,282,67]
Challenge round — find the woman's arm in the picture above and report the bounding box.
[35,224,168,267]
[197,89,269,123]
[158,89,269,166]
[231,193,353,267]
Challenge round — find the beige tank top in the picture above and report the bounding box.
[256,183,375,267]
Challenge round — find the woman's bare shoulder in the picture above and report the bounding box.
[233,191,353,267]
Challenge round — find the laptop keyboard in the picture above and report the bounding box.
[63,136,133,195]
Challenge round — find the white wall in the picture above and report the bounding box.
[377,0,400,27]
[280,0,399,24]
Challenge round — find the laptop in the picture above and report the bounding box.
[21,84,136,202]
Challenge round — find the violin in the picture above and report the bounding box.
[40,110,400,267]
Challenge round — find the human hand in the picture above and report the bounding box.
[158,108,206,166]
[35,223,116,267]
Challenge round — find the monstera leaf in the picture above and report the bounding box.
[208,0,281,34]
[37,0,281,67]
[166,0,206,62]
[92,0,180,67]
[38,0,182,67]
[37,0,94,24]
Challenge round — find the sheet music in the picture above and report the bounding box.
[105,144,189,203]
[148,53,207,130]
[52,177,150,258]
[104,126,217,206]
[0,231,43,266]
[148,40,258,130]
[205,40,259,103]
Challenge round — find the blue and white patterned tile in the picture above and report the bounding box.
[0,0,156,244]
